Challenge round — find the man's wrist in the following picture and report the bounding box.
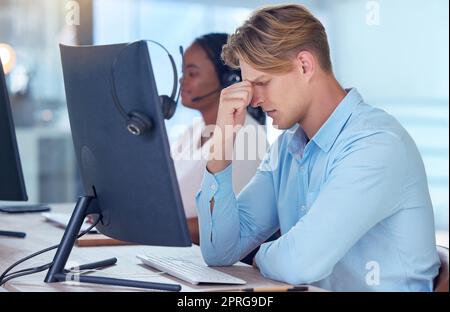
[206,160,232,174]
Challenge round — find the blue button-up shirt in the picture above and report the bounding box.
[195,88,440,291]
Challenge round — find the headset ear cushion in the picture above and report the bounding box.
[159,95,177,120]
[127,111,152,136]
[222,72,241,88]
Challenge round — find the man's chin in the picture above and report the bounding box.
[270,119,291,130]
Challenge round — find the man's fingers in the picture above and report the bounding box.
[221,81,252,94]
[223,90,252,103]
[224,88,252,96]
[221,97,250,110]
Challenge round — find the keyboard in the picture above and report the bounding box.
[137,254,247,285]
[42,212,97,233]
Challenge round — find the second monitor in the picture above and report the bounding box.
[0,62,50,239]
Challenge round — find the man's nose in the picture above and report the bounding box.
[250,95,263,108]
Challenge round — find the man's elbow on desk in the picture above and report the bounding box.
[259,262,332,286]
[256,248,333,285]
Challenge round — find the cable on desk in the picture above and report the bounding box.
[0,263,52,285]
[0,219,99,286]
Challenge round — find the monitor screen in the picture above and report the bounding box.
[60,41,191,247]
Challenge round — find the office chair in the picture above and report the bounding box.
[434,245,449,292]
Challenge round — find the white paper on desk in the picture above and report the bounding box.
[42,212,98,233]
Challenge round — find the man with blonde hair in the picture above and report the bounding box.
[195,4,440,291]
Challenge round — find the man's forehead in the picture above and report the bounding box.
[239,59,269,82]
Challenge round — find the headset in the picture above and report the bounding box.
[179,37,241,103]
[191,71,241,102]
[111,40,179,136]
[180,37,265,125]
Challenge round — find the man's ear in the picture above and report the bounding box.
[295,51,315,80]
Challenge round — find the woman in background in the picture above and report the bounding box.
[172,33,267,247]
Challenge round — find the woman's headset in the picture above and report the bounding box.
[193,34,266,126]
[221,71,241,88]
[111,40,179,136]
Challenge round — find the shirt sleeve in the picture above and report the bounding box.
[195,152,279,266]
[255,131,407,285]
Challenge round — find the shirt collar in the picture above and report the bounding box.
[286,88,362,157]
[287,124,308,157]
[311,88,363,153]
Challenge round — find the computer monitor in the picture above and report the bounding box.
[0,62,50,238]
[44,41,190,291]
[0,62,27,202]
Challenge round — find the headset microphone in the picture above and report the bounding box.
[191,73,241,102]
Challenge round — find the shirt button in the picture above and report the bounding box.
[210,184,217,191]
[300,205,306,212]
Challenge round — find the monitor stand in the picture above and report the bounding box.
[0,203,51,238]
[0,203,51,213]
[0,230,26,238]
[44,195,182,291]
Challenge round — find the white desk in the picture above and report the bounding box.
[0,203,323,292]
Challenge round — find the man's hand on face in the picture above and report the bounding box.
[207,81,253,174]
[216,80,253,129]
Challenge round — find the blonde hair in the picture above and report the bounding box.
[222,4,332,73]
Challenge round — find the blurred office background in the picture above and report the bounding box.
[0,0,448,243]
